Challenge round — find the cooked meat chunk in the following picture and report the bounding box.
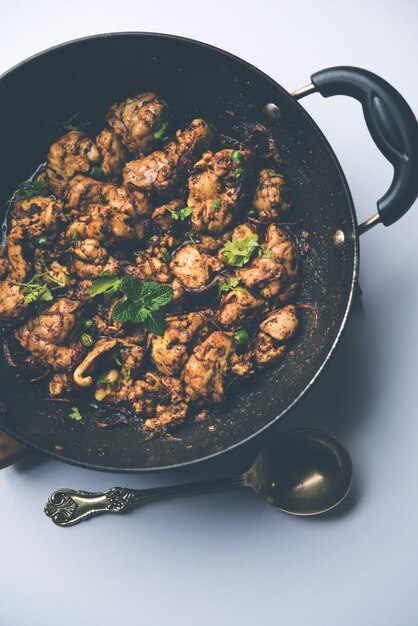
[183,331,233,403]
[46,131,101,197]
[236,224,298,299]
[252,306,298,368]
[2,226,29,281]
[49,372,73,396]
[188,149,253,234]
[151,311,210,376]
[15,298,83,370]
[229,352,254,378]
[252,331,287,368]
[96,129,129,180]
[123,118,214,203]
[218,287,268,330]
[252,169,290,221]
[0,281,28,322]
[259,305,299,342]
[67,202,136,243]
[70,254,120,280]
[106,92,168,156]
[10,197,66,243]
[170,244,222,291]
[151,199,184,232]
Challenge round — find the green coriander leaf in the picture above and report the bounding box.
[88,274,121,299]
[210,198,221,211]
[72,231,79,248]
[153,116,170,141]
[268,170,284,178]
[230,150,244,163]
[114,357,123,367]
[161,250,171,263]
[69,407,83,421]
[14,177,50,201]
[90,165,103,180]
[188,233,197,244]
[145,311,167,336]
[263,248,273,259]
[222,234,262,267]
[235,167,246,181]
[123,367,131,382]
[168,206,193,221]
[98,374,110,385]
[217,277,240,298]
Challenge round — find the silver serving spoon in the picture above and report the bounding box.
[44,429,352,527]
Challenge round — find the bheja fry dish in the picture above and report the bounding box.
[0,91,311,435]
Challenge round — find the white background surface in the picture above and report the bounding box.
[1,1,417,625]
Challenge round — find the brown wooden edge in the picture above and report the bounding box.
[0,430,34,469]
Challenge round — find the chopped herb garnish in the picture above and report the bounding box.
[55,111,91,133]
[123,368,131,382]
[188,233,197,245]
[268,170,284,178]
[161,250,171,263]
[222,234,262,267]
[114,356,123,367]
[210,198,221,211]
[69,407,83,421]
[38,235,49,249]
[169,206,193,221]
[90,165,103,180]
[98,374,110,385]
[80,333,94,348]
[88,274,121,300]
[14,177,50,202]
[230,151,244,163]
[111,277,173,335]
[12,259,66,306]
[153,116,170,142]
[262,248,273,259]
[217,277,240,298]
[235,168,246,181]
[72,231,79,248]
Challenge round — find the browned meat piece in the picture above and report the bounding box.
[74,239,108,265]
[49,372,73,396]
[252,331,286,368]
[134,244,172,283]
[236,224,298,300]
[2,226,29,282]
[218,287,268,330]
[229,352,255,378]
[151,311,211,376]
[151,199,184,232]
[182,331,233,403]
[252,305,299,368]
[170,244,222,291]
[96,129,129,180]
[259,305,299,342]
[252,169,291,221]
[105,92,168,156]
[122,118,214,204]
[46,131,101,197]
[15,298,83,371]
[67,203,136,243]
[70,254,120,281]
[10,196,66,243]
[99,372,188,433]
[0,281,28,323]
[188,149,253,234]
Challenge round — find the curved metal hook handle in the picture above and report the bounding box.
[292,66,418,233]
[45,476,245,527]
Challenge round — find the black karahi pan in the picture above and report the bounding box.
[0,33,416,472]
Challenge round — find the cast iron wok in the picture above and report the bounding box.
[0,33,416,472]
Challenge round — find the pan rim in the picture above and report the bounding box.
[0,31,359,472]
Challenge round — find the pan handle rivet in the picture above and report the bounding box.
[264,103,281,122]
[333,230,345,250]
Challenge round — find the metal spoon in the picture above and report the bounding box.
[44,429,352,527]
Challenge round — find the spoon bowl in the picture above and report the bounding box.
[246,429,353,515]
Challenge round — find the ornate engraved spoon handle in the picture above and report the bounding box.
[44,476,245,527]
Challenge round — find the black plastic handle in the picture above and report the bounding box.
[311,66,418,226]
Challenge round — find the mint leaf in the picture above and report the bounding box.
[111,299,131,322]
[145,311,166,335]
[139,281,173,308]
[119,275,141,301]
[14,177,50,202]
[169,206,193,221]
